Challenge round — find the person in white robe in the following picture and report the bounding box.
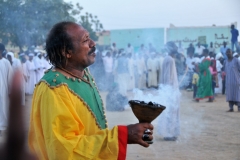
[42,55,52,72]
[26,53,37,94]
[6,52,25,106]
[126,43,134,55]
[114,52,129,96]
[34,52,45,82]
[0,44,13,133]
[136,54,147,89]
[127,53,135,90]
[156,53,164,84]
[147,53,158,88]
[157,41,181,141]
[215,53,223,94]
[102,51,114,90]
[19,53,29,95]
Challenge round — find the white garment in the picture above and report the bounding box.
[215,60,223,94]
[102,56,113,73]
[147,58,158,87]
[126,46,134,54]
[156,56,164,84]
[0,58,12,130]
[195,46,205,55]
[34,57,45,82]
[42,58,52,72]
[193,57,201,64]
[208,46,215,53]
[22,62,28,95]
[158,55,180,137]
[137,57,146,89]
[127,58,135,90]
[186,57,194,71]
[26,60,37,94]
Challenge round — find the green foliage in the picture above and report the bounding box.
[72,3,104,41]
[0,0,103,51]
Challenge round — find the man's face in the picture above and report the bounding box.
[67,24,96,69]
[7,55,12,63]
[226,49,232,59]
[29,56,33,61]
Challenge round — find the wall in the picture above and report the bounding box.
[167,26,232,53]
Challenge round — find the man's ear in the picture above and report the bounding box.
[62,50,72,58]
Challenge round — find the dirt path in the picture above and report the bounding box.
[105,91,240,160]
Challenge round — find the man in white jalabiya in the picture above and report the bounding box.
[127,53,135,90]
[34,52,45,82]
[114,51,129,96]
[126,43,134,55]
[26,53,37,94]
[102,51,114,90]
[19,53,29,95]
[136,53,147,89]
[215,53,223,94]
[147,52,158,88]
[0,43,13,135]
[156,53,164,84]
[157,41,181,141]
[42,55,52,72]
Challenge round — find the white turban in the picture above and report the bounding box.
[34,49,39,53]
[7,52,14,60]
[215,53,223,60]
[29,53,34,57]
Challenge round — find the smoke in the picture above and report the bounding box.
[131,84,181,138]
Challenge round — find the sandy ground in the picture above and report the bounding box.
[0,90,240,160]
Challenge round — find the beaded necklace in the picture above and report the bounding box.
[56,66,90,84]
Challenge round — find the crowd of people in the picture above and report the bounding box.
[0,22,239,159]
[88,36,240,111]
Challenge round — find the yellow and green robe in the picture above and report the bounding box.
[28,68,127,160]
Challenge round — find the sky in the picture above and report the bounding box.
[65,0,240,31]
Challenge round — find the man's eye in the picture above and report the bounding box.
[83,39,89,43]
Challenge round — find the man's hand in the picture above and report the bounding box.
[127,123,154,147]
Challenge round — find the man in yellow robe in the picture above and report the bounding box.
[28,21,153,160]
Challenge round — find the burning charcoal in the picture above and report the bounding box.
[148,102,153,106]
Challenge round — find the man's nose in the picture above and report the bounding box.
[90,39,96,47]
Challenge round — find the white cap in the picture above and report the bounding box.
[215,53,223,60]
[19,53,24,56]
[34,49,39,53]
[7,52,14,59]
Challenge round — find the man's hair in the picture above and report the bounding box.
[45,21,76,67]
[0,43,5,51]
[231,24,235,29]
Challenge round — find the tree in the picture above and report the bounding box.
[71,3,104,41]
[0,0,102,51]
